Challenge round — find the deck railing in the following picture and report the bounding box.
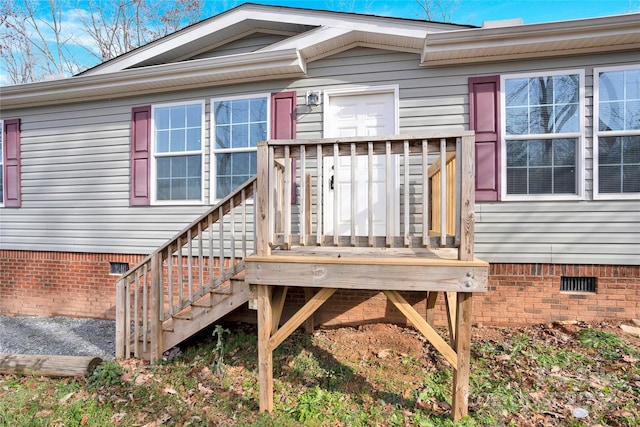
[256,132,475,261]
[115,177,257,360]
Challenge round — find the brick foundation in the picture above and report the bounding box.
[1,250,638,326]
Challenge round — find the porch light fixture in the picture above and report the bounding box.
[306,90,321,106]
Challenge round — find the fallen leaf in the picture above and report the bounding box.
[80,414,90,426]
[59,392,74,404]
[164,387,177,395]
[110,413,127,423]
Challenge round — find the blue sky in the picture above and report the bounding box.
[246,0,639,25]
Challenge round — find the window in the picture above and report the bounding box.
[152,102,204,203]
[594,65,640,198]
[501,71,583,199]
[212,95,269,199]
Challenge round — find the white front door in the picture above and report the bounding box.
[323,89,399,236]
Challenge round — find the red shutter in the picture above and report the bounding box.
[469,76,500,201]
[3,118,21,207]
[271,91,297,202]
[130,106,151,206]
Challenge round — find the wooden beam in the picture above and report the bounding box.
[0,354,102,377]
[269,287,336,351]
[149,252,163,363]
[445,292,457,346]
[257,285,273,412]
[426,291,438,326]
[271,286,289,335]
[383,290,457,367]
[303,288,315,333]
[452,292,473,420]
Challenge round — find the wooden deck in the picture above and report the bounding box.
[116,132,486,420]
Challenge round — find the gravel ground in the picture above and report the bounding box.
[0,315,116,361]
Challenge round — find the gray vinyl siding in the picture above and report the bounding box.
[1,43,638,265]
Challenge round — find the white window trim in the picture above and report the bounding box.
[150,100,206,205]
[500,69,585,201]
[210,93,270,202]
[593,63,640,200]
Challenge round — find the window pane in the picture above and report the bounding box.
[623,164,640,192]
[529,76,553,105]
[529,168,552,194]
[505,78,528,106]
[231,99,249,123]
[506,138,576,195]
[186,128,201,151]
[507,140,527,167]
[216,126,230,149]
[170,107,185,128]
[506,73,579,136]
[529,105,553,134]
[599,165,621,193]
[553,138,576,166]
[554,74,579,104]
[507,168,527,194]
[214,101,230,125]
[250,122,267,146]
[599,136,639,194]
[529,140,551,166]
[186,104,201,127]
[598,101,623,132]
[627,69,640,99]
[250,98,267,122]
[626,100,640,130]
[215,152,257,198]
[156,130,170,153]
[505,107,528,135]
[623,136,640,163]
[554,167,575,194]
[231,124,249,148]
[169,129,185,152]
[156,155,201,200]
[599,71,623,102]
[155,108,170,130]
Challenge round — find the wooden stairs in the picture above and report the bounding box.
[115,178,257,361]
[153,273,252,359]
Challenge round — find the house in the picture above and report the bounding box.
[1,4,638,333]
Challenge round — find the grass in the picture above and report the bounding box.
[0,321,638,426]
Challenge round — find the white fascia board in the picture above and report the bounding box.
[85,4,451,76]
[259,26,424,60]
[1,49,303,110]
[421,13,640,65]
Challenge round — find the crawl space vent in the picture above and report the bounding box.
[110,262,129,275]
[560,276,596,293]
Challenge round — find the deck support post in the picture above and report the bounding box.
[257,284,273,412]
[452,292,472,420]
[149,252,163,363]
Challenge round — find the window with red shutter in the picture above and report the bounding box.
[131,106,151,206]
[469,76,500,201]
[2,118,21,207]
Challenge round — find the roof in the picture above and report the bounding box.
[1,4,638,110]
[421,12,640,66]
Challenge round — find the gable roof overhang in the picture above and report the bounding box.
[1,49,304,110]
[421,13,640,66]
[84,3,463,76]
